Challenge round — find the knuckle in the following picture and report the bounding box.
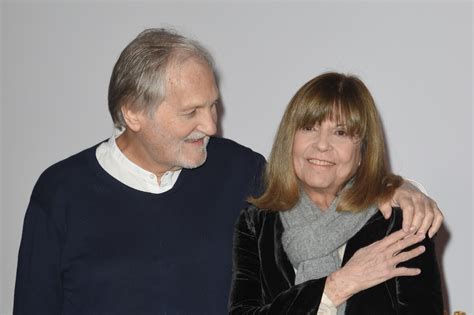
[414,193,424,202]
[393,242,403,253]
[404,204,415,213]
[436,208,444,219]
[425,211,434,220]
[414,207,426,216]
[418,192,428,200]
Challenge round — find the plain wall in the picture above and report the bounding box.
[0,2,4,309]
[1,2,472,314]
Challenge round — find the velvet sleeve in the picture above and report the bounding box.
[228,208,327,315]
[13,198,63,315]
[395,233,444,314]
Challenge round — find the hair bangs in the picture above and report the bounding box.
[331,98,367,139]
[294,91,367,140]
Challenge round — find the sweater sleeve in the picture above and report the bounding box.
[13,198,63,315]
[228,209,326,315]
[249,153,267,199]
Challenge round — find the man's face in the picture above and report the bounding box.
[129,57,219,175]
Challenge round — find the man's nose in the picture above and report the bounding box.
[198,107,217,136]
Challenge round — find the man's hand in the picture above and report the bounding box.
[378,180,443,238]
[324,229,425,306]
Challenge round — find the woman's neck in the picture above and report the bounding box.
[304,189,337,211]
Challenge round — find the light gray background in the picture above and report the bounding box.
[1,1,472,314]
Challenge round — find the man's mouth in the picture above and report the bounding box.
[186,138,203,143]
[184,135,209,145]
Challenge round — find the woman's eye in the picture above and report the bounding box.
[303,126,319,132]
[335,129,347,136]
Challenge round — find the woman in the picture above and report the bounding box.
[228,72,443,314]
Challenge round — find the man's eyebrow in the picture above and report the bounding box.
[182,98,220,110]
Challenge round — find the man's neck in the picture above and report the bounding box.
[115,130,179,181]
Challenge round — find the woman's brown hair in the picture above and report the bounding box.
[250,72,402,212]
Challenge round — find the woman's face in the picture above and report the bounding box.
[292,119,361,199]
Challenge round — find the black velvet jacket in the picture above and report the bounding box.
[228,206,443,314]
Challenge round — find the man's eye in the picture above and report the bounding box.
[184,110,196,116]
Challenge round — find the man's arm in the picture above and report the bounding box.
[378,180,443,238]
[14,199,63,315]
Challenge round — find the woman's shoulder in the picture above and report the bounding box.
[242,204,279,218]
[238,204,280,234]
[364,207,403,234]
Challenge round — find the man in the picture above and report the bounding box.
[14,28,442,314]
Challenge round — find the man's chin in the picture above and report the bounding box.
[179,152,208,169]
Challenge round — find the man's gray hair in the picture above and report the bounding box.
[108,28,215,128]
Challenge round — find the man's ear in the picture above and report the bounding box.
[121,104,143,132]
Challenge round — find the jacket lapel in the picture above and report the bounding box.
[259,212,296,300]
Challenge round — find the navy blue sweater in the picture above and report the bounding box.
[14,137,265,315]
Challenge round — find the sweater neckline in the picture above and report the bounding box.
[85,140,187,199]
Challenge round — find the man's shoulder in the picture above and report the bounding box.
[206,137,266,180]
[208,136,265,162]
[33,142,104,197]
[201,137,266,195]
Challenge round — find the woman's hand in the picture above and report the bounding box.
[378,180,443,238]
[324,229,425,306]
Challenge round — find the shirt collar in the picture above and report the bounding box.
[96,128,181,194]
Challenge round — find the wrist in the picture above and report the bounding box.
[324,270,354,306]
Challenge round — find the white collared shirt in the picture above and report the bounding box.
[95,129,181,194]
